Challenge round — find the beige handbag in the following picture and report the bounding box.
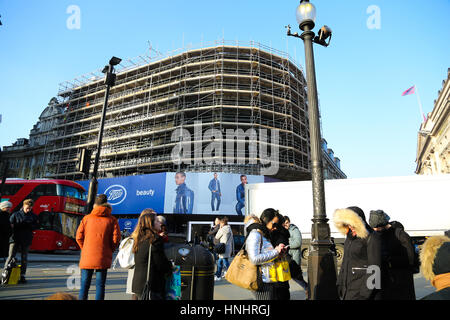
[225,234,262,291]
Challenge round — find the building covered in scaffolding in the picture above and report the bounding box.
[2,41,346,182]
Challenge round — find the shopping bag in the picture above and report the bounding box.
[276,258,291,282]
[165,265,181,300]
[269,258,291,282]
[1,258,20,286]
[9,265,21,285]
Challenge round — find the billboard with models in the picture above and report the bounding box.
[77,172,274,216]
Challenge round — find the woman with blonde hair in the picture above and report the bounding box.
[131,212,172,300]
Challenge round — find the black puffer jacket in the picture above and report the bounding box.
[377,221,416,300]
[0,210,12,257]
[334,207,382,300]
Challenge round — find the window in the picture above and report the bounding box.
[38,211,60,232]
[29,184,57,198]
[1,184,24,196]
[57,185,86,201]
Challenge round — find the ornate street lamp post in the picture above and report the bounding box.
[286,0,338,300]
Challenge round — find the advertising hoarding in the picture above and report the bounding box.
[77,172,273,216]
[76,172,166,214]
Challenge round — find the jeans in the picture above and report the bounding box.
[215,258,230,277]
[235,202,245,216]
[211,193,221,211]
[4,243,30,276]
[79,269,108,300]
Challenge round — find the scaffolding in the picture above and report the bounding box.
[45,40,311,181]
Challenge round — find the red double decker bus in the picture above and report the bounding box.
[0,179,87,251]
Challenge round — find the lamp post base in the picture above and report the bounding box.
[307,245,339,300]
[307,220,339,300]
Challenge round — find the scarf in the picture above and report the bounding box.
[246,223,270,240]
[432,272,450,292]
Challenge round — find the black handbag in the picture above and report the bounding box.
[140,242,164,300]
[214,243,226,254]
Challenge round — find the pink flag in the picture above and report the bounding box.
[402,85,415,96]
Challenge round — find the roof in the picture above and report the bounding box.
[5,179,85,191]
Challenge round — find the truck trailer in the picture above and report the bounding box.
[245,174,450,262]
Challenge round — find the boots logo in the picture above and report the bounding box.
[124,220,133,228]
[104,185,127,205]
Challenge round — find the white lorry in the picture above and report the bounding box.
[245,174,450,262]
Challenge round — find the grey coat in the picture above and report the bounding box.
[287,224,302,265]
[215,224,234,259]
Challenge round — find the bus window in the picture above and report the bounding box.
[30,184,57,198]
[57,185,86,201]
[38,211,53,230]
[38,211,62,234]
[1,184,24,196]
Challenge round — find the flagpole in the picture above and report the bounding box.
[414,85,426,122]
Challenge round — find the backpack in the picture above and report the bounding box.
[113,237,135,269]
[392,222,420,274]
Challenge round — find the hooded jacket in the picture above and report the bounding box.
[420,236,450,300]
[334,207,382,300]
[287,224,302,266]
[76,204,121,269]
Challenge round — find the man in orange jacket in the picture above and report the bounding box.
[76,194,121,300]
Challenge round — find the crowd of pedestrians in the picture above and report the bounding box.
[0,195,449,301]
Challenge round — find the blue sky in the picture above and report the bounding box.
[0,0,448,179]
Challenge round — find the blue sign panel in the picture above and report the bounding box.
[76,172,166,215]
[118,218,138,233]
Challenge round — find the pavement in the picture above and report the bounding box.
[0,252,437,300]
[27,251,81,263]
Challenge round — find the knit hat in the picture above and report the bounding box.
[369,210,390,228]
[0,201,13,210]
